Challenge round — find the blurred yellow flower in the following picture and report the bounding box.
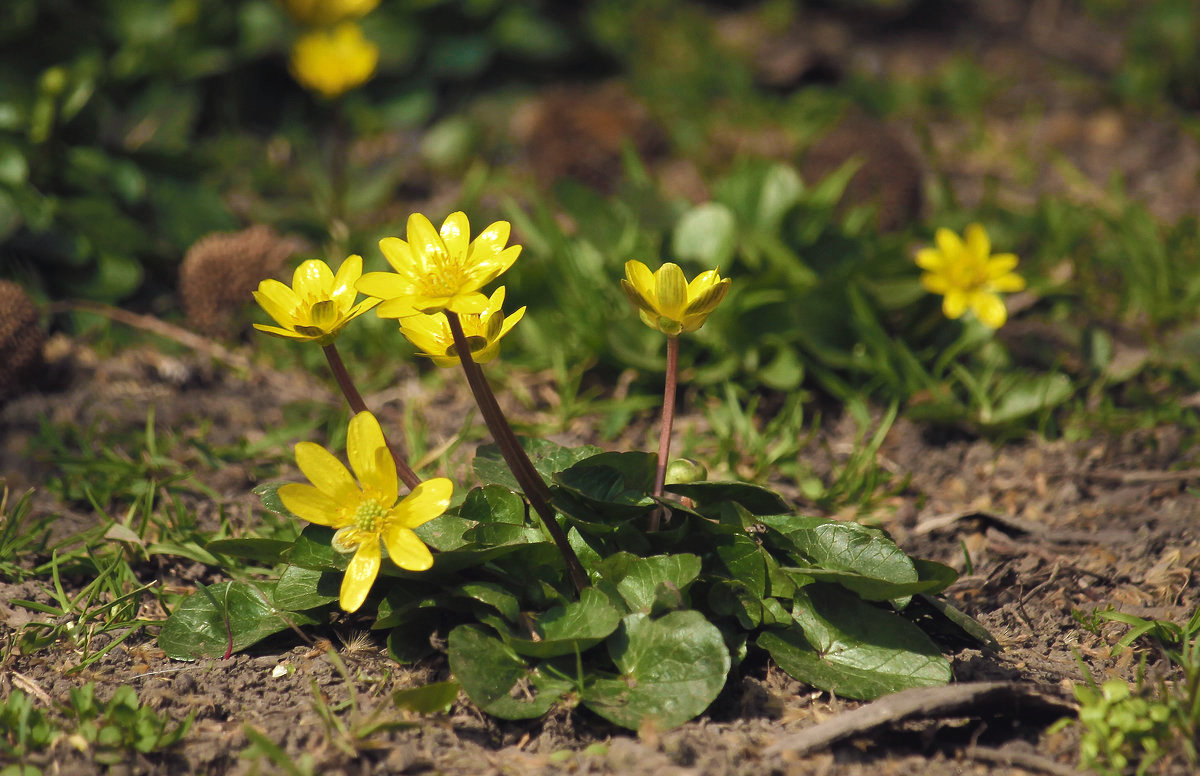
[279,412,453,612]
[289,22,378,99]
[621,260,730,336]
[281,0,379,26]
[398,287,525,367]
[253,254,379,346]
[357,212,521,318]
[916,223,1025,329]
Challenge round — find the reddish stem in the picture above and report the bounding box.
[446,313,589,594]
[649,335,679,532]
[322,343,422,491]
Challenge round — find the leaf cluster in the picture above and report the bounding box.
[160,438,993,730]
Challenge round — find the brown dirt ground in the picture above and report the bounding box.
[5,2,1200,774]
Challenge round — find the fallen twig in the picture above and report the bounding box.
[763,681,1075,758]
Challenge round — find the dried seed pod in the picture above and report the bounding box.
[0,280,45,401]
[179,225,306,338]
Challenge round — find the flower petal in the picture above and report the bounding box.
[278,483,345,526]
[654,263,688,321]
[685,277,730,316]
[294,441,357,503]
[942,289,968,320]
[406,213,448,276]
[624,260,655,303]
[382,525,433,571]
[377,297,421,319]
[340,540,381,612]
[293,259,335,300]
[446,293,490,315]
[986,253,1019,278]
[990,272,1026,292]
[390,477,452,530]
[251,323,315,341]
[964,223,990,259]
[378,237,416,276]
[971,292,1007,329]
[920,273,951,294]
[914,247,947,272]
[347,411,396,500]
[254,281,300,326]
[439,212,471,262]
[934,227,964,258]
[470,220,512,261]
[330,254,363,310]
[356,271,410,301]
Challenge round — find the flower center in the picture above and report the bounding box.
[353,498,388,533]
[417,257,468,298]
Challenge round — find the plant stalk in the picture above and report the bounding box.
[322,343,422,491]
[446,313,589,593]
[649,334,679,532]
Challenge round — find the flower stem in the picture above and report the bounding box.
[322,343,422,492]
[649,334,679,532]
[446,313,588,594]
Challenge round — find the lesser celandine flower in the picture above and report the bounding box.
[289,22,379,100]
[399,287,525,367]
[357,212,521,319]
[916,223,1025,329]
[621,260,731,336]
[279,412,452,612]
[281,0,379,26]
[253,255,378,345]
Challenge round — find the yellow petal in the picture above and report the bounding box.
[406,213,448,275]
[331,255,363,310]
[684,277,730,317]
[377,297,421,319]
[446,293,490,315]
[293,259,335,300]
[934,227,963,258]
[340,540,381,612]
[278,483,345,526]
[347,411,396,499]
[624,260,655,300]
[942,290,968,320]
[470,220,512,261]
[439,212,470,261]
[254,281,300,325]
[294,441,357,503]
[378,237,415,276]
[251,323,314,341]
[986,253,1019,278]
[356,271,411,302]
[463,244,521,289]
[914,248,947,271]
[391,477,452,529]
[964,223,990,259]
[654,263,688,321]
[620,279,654,314]
[971,292,1007,329]
[920,273,950,294]
[382,525,433,571]
[990,272,1026,292]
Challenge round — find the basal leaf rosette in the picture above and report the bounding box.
[399,286,525,367]
[916,223,1025,329]
[278,411,452,612]
[252,254,378,346]
[357,211,521,318]
[621,260,730,336]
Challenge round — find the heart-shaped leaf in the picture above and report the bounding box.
[159,581,318,660]
[448,624,573,719]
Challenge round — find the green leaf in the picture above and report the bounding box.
[781,567,940,602]
[448,625,573,719]
[205,538,292,566]
[760,514,918,587]
[552,452,657,517]
[715,535,767,598]
[903,594,1000,652]
[414,513,475,552]
[912,558,958,595]
[666,482,789,515]
[458,485,526,525]
[272,565,339,611]
[158,581,318,660]
[454,582,520,623]
[757,584,951,700]
[473,439,601,493]
[499,588,622,659]
[672,202,737,267]
[605,554,702,613]
[253,482,300,520]
[392,681,460,715]
[287,525,346,571]
[581,610,730,730]
[981,373,1073,427]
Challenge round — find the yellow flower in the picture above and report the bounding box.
[289,22,378,100]
[279,412,453,612]
[357,212,521,318]
[620,260,730,336]
[916,223,1025,329]
[280,0,379,26]
[253,255,379,345]
[398,287,525,367]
